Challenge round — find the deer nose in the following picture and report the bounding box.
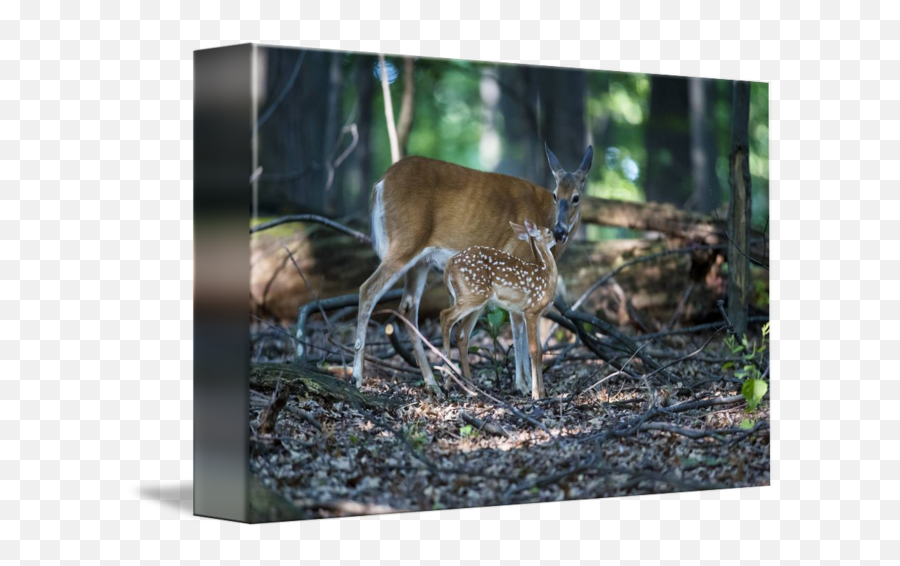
[553,224,568,243]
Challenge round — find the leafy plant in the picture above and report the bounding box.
[478,307,509,382]
[405,421,428,450]
[723,322,769,412]
[459,424,476,438]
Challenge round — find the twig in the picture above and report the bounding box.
[385,322,418,368]
[378,54,400,164]
[258,377,290,435]
[634,316,768,342]
[664,282,694,330]
[255,51,306,132]
[250,214,372,244]
[571,244,727,312]
[459,411,512,438]
[295,289,403,361]
[284,405,323,432]
[716,299,736,336]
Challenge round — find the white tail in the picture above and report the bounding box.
[440,219,558,399]
[353,145,592,396]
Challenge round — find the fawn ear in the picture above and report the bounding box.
[523,218,539,237]
[509,221,530,241]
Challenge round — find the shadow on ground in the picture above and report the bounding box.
[139,481,194,516]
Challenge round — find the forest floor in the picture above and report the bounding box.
[249,311,770,521]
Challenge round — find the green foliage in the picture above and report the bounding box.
[459,424,476,438]
[405,421,428,450]
[722,324,770,413]
[739,419,755,430]
[485,307,507,340]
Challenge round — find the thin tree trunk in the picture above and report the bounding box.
[324,52,345,215]
[378,54,400,164]
[727,81,752,336]
[352,56,374,214]
[688,78,720,213]
[645,75,691,205]
[396,57,416,158]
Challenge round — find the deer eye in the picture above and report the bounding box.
[552,193,558,203]
[572,194,580,205]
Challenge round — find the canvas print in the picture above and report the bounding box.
[240,45,769,521]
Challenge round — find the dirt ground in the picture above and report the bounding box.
[248,314,770,520]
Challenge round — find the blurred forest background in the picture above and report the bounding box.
[253,48,768,238]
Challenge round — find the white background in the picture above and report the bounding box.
[2,0,898,563]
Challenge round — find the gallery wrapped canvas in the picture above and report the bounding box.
[194,44,770,523]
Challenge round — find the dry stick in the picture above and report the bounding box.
[250,214,372,244]
[556,299,677,383]
[258,377,290,435]
[379,309,551,434]
[565,340,652,409]
[639,326,728,383]
[640,420,768,442]
[385,322,419,368]
[459,411,512,438]
[378,54,401,164]
[634,315,769,342]
[327,337,423,375]
[295,289,404,362]
[284,405,323,432]
[664,282,695,331]
[282,244,345,369]
[572,243,727,312]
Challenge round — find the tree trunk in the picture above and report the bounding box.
[645,75,691,205]
[324,51,345,215]
[537,66,588,189]
[396,57,416,158]
[688,78,721,213]
[727,81,752,336]
[350,55,375,215]
[497,65,541,182]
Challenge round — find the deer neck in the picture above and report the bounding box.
[532,240,557,279]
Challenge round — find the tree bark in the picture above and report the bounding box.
[323,51,345,215]
[727,81,752,336]
[645,75,691,205]
[250,363,401,409]
[351,55,375,214]
[688,78,720,213]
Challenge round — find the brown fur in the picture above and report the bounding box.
[379,156,577,262]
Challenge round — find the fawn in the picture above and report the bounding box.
[440,219,558,399]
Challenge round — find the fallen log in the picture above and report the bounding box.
[251,230,767,326]
[249,363,400,409]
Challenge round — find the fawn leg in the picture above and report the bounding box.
[455,306,484,380]
[525,314,546,400]
[510,312,532,394]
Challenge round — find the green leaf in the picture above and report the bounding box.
[468,346,480,354]
[762,322,770,337]
[742,378,768,411]
[722,361,734,371]
[486,308,506,331]
[739,418,755,430]
[459,424,475,437]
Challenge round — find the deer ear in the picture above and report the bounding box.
[545,143,564,180]
[523,218,540,236]
[575,145,593,178]
[510,221,530,241]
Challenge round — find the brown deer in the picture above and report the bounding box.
[440,220,558,399]
[353,144,593,396]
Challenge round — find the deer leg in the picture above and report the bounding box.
[399,262,442,397]
[525,314,546,400]
[439,303,479,390]
[510,312,532,395]
[455,306,484,381]
[353,256,411,388]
